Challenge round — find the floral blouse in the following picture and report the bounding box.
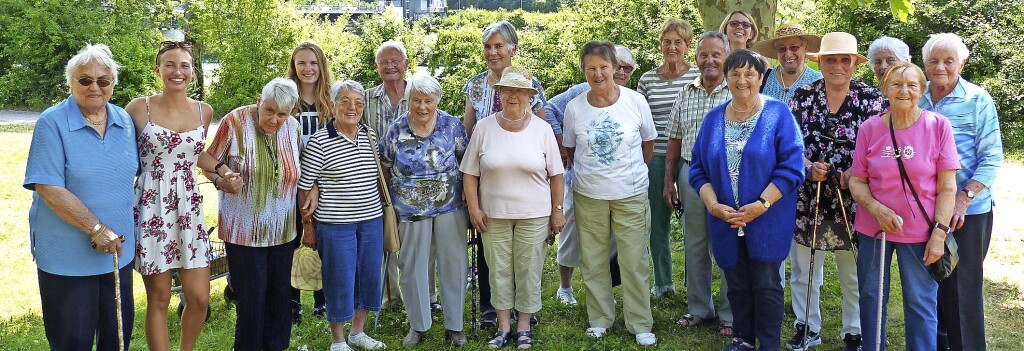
[788,79,884,250]
[462,71,547,125]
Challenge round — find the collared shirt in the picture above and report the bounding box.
[298,122,382,224]
[920,77,1003,214]
[24,96,138,276]
[666,74,732,161]
[363,83,409,136]
[761,66,823,105]
[637,67,701,156]
[543,82,590,136]
[207,105,301,246]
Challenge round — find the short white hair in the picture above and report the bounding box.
[697,31,731,54]
[260,78,299,110]
[404,73,442,101]
[330,80,365,102]
[64,43,120,87]
[922,33,970,64]
[868,36,912,62]
[481,21,519,51]
[614,45,637,67]
[375,40,408,60]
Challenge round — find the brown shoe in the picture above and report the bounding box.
[403,330,423,347]
[446,329,468,347]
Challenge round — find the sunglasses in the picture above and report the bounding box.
[729,20,752,30]
[161,40,193,49]
[77,77,113,88]
[616,65,634,73]
[776,45,804,54]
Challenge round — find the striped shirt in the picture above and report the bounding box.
[363,83,409,136]
[298,122,383,224]
[207,105,301,247]
[295,101,324,146]
[666,74,732,161]
[636,67,701,156]
[920,78,1003,214]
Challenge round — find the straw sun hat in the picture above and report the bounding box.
[751,24,822,58]
[806,31,869,65]
[492,66,538,94]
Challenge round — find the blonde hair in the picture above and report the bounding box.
[660,19,694,44]
[287,42,334,125]
[881,61,927,97]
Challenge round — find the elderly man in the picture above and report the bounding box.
[362,40,438,311]
[920,33,1003,351]
[663,31,735,337]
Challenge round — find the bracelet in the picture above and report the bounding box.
[212,175,222,190]
[214,162,227,175]
[90,224,107,241]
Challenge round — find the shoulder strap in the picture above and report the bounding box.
[144,96,152,123]
[760,68,773,93]
[365,126,392,206]
[887,115,934,228]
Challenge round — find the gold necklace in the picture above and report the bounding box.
[84,114,106,126]
[729,98,758,114]
[778,65,807,93]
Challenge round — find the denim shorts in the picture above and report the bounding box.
[316,217,384,323]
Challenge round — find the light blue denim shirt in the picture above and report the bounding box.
[920,77,1002,214]
[24,96,138,276]
[543,82,590,136]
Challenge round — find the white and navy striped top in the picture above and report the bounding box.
[297,122,383,224]
[636,67,701,156]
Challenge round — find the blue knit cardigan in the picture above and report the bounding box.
[688,96,805,269]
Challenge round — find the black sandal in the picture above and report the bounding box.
[488,330,512,348]
[515,331,533,349]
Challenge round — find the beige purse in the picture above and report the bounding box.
[290,246,322,291]
[367,129,401,253]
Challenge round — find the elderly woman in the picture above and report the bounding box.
[287,41,333,322]
[751,23,822,104]
[202,77,300,351]
[378,74,470,347]
[919,33,1003,351]
[688,50,805,351]
[124,40,216,351]
[461,66,564,349]
[636,19,699,297]
[563,41,657,346]
[462,20,548,327]
[784,32,885,351]
[849,61,958,351]
[24,43,136,350]
[867,36,912,86]
[545,44,637,306]
[719,11,759,53]
[298,80,387,351]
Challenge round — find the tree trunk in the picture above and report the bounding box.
[697,0,777,42]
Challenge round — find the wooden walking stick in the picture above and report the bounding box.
[113,254,124,351]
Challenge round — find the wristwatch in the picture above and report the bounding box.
[962,188,976,199]
[555,204,564,211]
[933,222,953,234]
[757,197,771,209]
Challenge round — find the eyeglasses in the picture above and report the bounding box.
[616,65,634,73]
[337,99,365,108]
[161,40,193,49]
[376,59,405,67]
[776,45,804,54]
[728,20,752,30]
[76,77,113,88]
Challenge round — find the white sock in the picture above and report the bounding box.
[558,286,573,292]
[349,332,365,342]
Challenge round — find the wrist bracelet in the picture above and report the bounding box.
[215,162,226,175]
[213,175,222,190]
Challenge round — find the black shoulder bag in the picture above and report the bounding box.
[887,116,959,281]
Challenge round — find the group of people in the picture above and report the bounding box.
[24,10,1000,351]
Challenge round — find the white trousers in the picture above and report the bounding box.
[789,241,861,336]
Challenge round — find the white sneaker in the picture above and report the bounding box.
[348,333,387,350]
[329,343,353,351]
[586,327,608,338]
[556,287,578,305]
[635,332,657,346]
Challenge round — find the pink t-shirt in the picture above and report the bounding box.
[460,115,565,219]
[849,110,960,243]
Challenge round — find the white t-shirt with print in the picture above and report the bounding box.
[563,88,657,200]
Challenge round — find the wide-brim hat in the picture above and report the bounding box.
[493,66,538,94]
[751,24,822,58]
[807,32,868,65]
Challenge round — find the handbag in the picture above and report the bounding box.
[291,246,322,291]
[887,115,959,281]
[367,128,401,253]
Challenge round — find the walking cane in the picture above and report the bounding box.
[374,252,391,330]
[828,169,857,257]
[113,254,124,351]
[874,216,901,351]
[469,228,479,336]
[802,174,824,351]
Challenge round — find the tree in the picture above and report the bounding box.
[696,0,778,43]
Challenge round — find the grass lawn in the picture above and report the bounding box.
[0,121,1022,350]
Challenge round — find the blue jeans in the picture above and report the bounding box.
[722,238,784,351]
[224,241,294,351]
[317,217,384,323]
[38,262,135,351]
[856,232,937,351]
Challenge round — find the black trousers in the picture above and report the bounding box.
[937,211,993,351]
[225,240,294,351]
[38,261,134,351]
[723,238,785,351]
